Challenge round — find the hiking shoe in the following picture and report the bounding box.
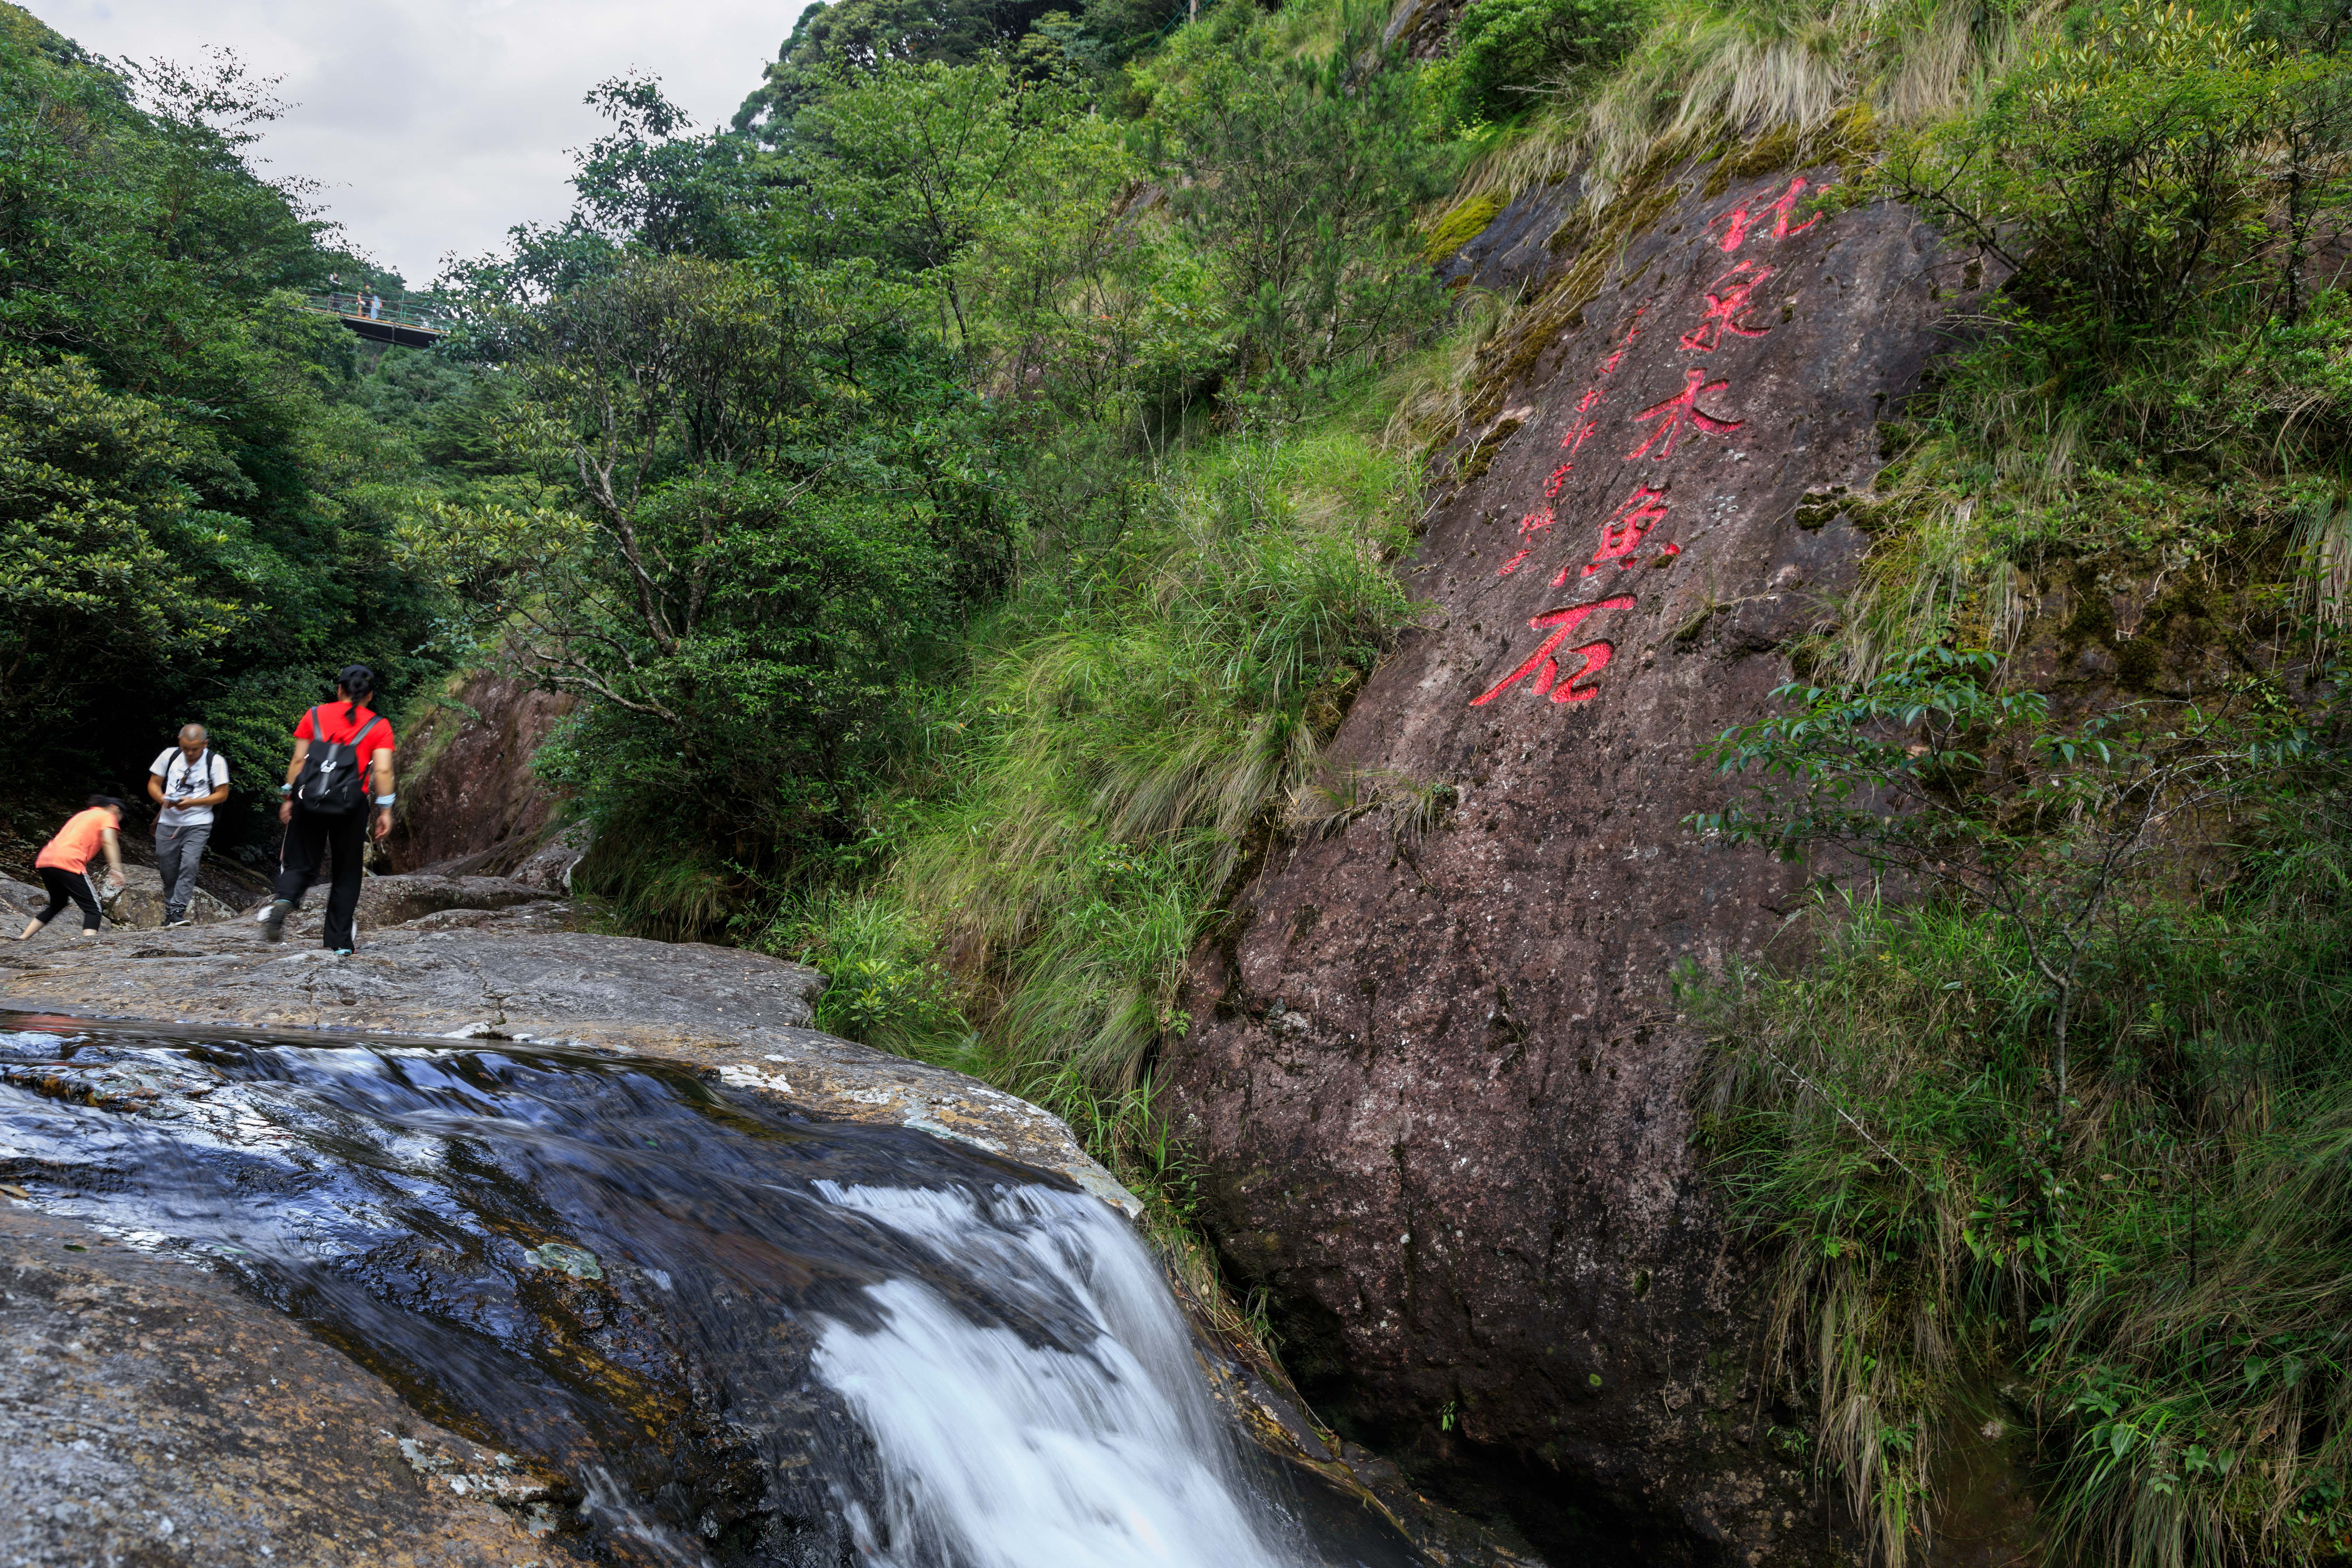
[329,948,354,958]
[258,900,292,942]
[164,917,194,929]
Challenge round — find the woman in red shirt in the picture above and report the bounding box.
[255,665,398,954]
[16,796,128,940]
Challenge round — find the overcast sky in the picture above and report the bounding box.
[28,0,812,287]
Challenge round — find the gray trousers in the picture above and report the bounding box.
[154,821,211,920]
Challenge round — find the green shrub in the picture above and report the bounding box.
[1692,643,2352,1567]
[1882,0,2352,347]
[1432,0,1650,129]
[766,888,976,1064]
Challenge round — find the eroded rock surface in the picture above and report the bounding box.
[0,1203,559,1567]
[353,871,562,930]
[1166,164,1977,1562]
[383,670,575,874]
[0,901,1174,1563]
[1,914,1133,1212]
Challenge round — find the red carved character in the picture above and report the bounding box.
[1596,305,1647,373]
[1765,177,1820,240]
[1498,505,1558,575]
[1708,178,1819,253]
[1625,367,1743,461]
[1576,485,1670,579]
[1470,595,1637,707]
[1679,261,1774,353]
[1545,462,1575,498]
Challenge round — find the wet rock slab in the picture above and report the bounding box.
[0,905,1157,1565]
[0,1203,558,1567]
[0,909,1133,1213]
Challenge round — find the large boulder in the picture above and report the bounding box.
[1163,160,1980,1562]
[506,821,591,892]
[0,871,233,931]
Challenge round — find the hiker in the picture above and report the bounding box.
[147,723,230,927]
[16,797,127,941]
[256,665,397,954]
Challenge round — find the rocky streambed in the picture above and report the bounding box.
[0,878,1530,1568]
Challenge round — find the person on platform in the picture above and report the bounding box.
[16,797,127,941]
[147,724,230,927]
[255,666,397,954]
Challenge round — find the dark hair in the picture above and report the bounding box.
[336,664,376,724]
[87,794,126,813]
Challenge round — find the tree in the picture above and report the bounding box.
[453,254,1011,889]
[1154,33,1451,396]
[0,360,243,729]
[0,9,447,825]
[772,58,1061,351]
[731,0,1067,142]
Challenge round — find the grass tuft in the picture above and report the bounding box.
[1693,792,2352,1567]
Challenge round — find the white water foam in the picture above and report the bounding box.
[810,1182,1310,1568]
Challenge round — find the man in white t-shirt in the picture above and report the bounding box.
[146,724,230,927]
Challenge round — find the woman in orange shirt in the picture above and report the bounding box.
[16,796,127,940]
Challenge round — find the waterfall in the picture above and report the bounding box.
[811,1183,1301,1568]
[0,1019,1404,1567]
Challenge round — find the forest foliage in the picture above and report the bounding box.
[11,0,2352,1557]
[0,7,465,855]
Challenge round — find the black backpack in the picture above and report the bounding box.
[291,706,385,816]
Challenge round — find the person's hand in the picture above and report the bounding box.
[278,800,293,825]
[104,873,124,895]
[373,807,393,842]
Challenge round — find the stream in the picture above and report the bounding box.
[0,1014,1420,1568]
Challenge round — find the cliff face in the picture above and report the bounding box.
[386,671,574,874]
[1164,164,1977,1561]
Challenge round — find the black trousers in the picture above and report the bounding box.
[32,867,100,931]
[275,804,366,951]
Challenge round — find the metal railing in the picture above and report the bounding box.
[303,292,448,334]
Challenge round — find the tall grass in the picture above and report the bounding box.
[1456,0,2045,207]
[1692,790,2352,1568]
[756,351,1442,1151]
[1816,280,2352,687]
[889,396,1421,1106]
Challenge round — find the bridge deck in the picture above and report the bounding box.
[304,292,446,349]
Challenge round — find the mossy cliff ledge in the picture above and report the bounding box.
[1166,168,1977,1561]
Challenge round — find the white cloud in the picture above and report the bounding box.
[25,0,811,286]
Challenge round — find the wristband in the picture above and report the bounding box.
[375,794,397,806]
[279,783,293,796]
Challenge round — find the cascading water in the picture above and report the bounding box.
[0,1015,1418,1568]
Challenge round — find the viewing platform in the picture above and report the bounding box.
[303,291,447,349]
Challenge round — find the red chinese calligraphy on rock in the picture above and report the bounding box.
[1575,485,1668,580]
[1626,367,1743,461]
[1471,596,1636,707]
[1679,261,1774,353]
[1498,504,1559,576]
[1596,306,1647,373]
[1708,178,1820,253]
